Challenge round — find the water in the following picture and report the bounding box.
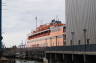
[16,59,43,63]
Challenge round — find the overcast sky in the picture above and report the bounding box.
[2,0,65,47]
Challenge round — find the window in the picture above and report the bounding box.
[78,40,81,45]
[58,35,63,38]
[70,40,72,45]
[45,38,47,41]
[87,39,90,44]
[63,40,66,45]
[51,27,61,32]
[50,38,52,46]
[63,35,66,39]
[63,27,66,32]
[57,41,59,46]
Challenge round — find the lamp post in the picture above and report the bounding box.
[71,32,75,45]
[83,29,87,63]
[71,32,75,62]
[83,29,87,50]
[56,36,57,46]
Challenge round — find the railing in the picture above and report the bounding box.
[46,44,96,52]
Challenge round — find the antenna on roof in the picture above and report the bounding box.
[56,15,59,21]
[35,16,37,30]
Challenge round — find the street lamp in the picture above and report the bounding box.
[83,29,87,51]
[83,29,87,63]
[71,32,75,45]
[71,32,75,62]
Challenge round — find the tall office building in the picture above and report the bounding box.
[0,0,2,48]
[66,0,96,45]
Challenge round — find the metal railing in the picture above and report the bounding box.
[46,44,96,52]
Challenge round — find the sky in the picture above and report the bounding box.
[2,0,65,47]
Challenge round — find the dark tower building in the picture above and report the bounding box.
[0,0,2,58]
[0,0,2,48]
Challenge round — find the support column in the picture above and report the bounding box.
[83,55,86,63]
[62,54,65,62]
[85,55,96,63]
[73,54,84,63]
[55,54,63,63]
[64,54,72,63]
[48,54,55,63]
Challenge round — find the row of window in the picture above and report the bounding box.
[28,34,66,43]
[50,26,65,32]
[51,28,61,32]
[70,38,90,45]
